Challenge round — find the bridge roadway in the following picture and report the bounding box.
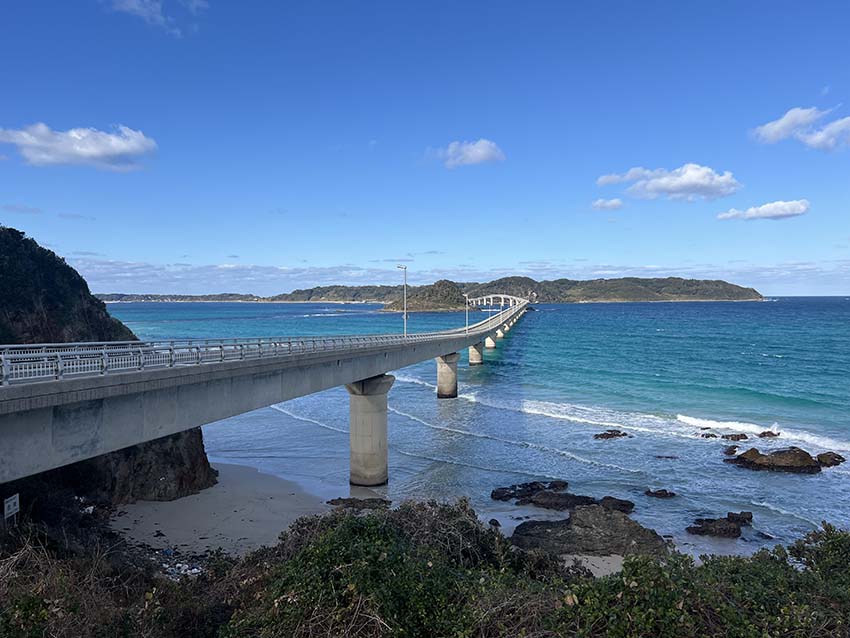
[0,295,528,486]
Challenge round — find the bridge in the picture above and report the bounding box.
[0,295,529,486]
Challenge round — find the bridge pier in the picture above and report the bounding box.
[345,374,395,486]
[468,342,484,366]
[435,352,460,398]
[496,328,505,339]
[485,335,497,349]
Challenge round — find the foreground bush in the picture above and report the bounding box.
[1,501,849,637]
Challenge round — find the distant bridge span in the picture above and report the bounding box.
[0,295,528,486]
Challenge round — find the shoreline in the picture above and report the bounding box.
[110,462,630,577]
[110,463,329,556]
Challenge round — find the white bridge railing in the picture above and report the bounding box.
[0,297,528,386]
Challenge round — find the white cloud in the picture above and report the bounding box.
[753,106,850,150]
[717,199,809,221]
[180,0,209,14]
[2,203,42,215]
[597,163,741,201]
[591,198,623,210]
[110,0,181,35]
[796,117,850,151]
[436,139,505,169]
[0,123,157,170]
[752,107,828,143]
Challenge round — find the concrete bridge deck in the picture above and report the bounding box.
[0,295,528,485]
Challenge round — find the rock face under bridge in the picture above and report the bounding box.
[0,226,216,505]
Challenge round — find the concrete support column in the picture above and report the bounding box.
[468,342,484,366]
[485,335,497,349]
[345,374,395,486]
[435,352,460,399]
[503,323,510,332]
[496,328,505,339]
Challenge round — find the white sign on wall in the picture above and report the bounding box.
[4,493,20,520]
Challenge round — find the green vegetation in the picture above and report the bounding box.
[96,276,762,307]
[383,279,468,311]
[0,226,136,343]
[2,501,848,638]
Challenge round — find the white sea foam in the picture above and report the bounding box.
[271,404,347,434]
[393,374,850,453]
[395,374,437,390]
[749,500,820,526]
[388,406,643,475]
[677,415,850,451]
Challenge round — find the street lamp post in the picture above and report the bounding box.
[463,293,469,334]
[397,265,407,337]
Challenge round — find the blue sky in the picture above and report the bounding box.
[1,1,848,295]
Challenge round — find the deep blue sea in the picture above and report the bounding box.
[108,298,850,555]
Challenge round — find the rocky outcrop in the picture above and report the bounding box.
[686,512,753,538]
[40,430,218,504]
[645,489,676,498]
[816,452,846,468]
[519,491,596,511]
[594,429,630,440]
[0,227,216,506]
[723,445,739,456]
[701,433,718,439]
[758,430,780,438]
[721,433,748,441]
[725,447,825,474]
[511,505,668,558]
[491,480,567,501]
[491,481,634,513]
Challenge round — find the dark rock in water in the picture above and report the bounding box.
[645,489,676,498]
[687,512,753,538]
[817,452,846,468]
[687,517,741,538]
[722,433,748,441]
[488,518,501,528]
[490,481,554,502]
[723,445,739,456]
[725,447,822,474]
[511,505,668,558]
[594,429,630,440]
[547,480,569,491]
[327,497,391,510]
[701,433,718,439]
[520,491,596,511]
[727,511,753,526]
[654,455,679,460]
[599,496,635,513]
[758,430,780,438]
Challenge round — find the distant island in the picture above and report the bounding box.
[97,276,763,309]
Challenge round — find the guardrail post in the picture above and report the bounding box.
[169,346,175,367]
[56,357,64,381]
[1,356,9,386]
[101,349,108,375]
[138,348,145,370]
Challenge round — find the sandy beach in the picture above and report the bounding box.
[110,463,329,555]
[110,462,625,576]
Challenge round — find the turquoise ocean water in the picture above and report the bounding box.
[109,298,850,555]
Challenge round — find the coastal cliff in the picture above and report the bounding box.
[0,226,216,506]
